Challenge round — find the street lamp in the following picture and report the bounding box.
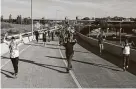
[119,21,123,44]
[31,0,34,40]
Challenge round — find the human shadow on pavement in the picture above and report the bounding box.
[19,59,68,73]
[77,35,136,76]
[25,43,44,47]
[1,56,67,73]
[45,46,89,53]
[45,55,121,71]
[1,70,14,78]
[46,43,59,46]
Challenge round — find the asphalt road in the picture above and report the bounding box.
[1,37,136,88]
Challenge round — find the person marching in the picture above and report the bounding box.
[97,28,106,55]
[3,33,24,78]
[59,30,63,45]
[47,30,51,42]
[42,30,47,46]
[63,28,77,73]
[34,30,39,43]
[122,38,131,71]
[51,31,54,41]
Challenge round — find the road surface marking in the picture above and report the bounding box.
[59,47,82,88]
[0,45,31,69]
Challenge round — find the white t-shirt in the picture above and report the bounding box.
[9,41,19,58]
[123,45,130,55]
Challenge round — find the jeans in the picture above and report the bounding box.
[66,52,74,69]
[123,54,130,67]
[11,57,19,73]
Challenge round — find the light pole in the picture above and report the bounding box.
[31,0,34,40]
[119,21,122,44]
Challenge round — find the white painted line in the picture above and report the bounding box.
[0,45,31,69]
[59,47,82,88]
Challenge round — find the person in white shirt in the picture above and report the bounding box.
[122,38,131,71]
[3,33,23,78]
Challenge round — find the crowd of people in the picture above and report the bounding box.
[3,24,77,78]
[3,23,135,78]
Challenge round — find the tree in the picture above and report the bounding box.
[1,15,3,22]
[24,18,28,24]
[41,17,46,25]
[82,17,90,20]
[81,17,90,25]
[76,16,78,20]
[9,14,12,23]
[16,15,22,24]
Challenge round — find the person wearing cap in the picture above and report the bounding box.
[3,33,24,78]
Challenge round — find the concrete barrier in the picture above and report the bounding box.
[77,32,136,62]
[0,36,33,56]
[0,28,56,56]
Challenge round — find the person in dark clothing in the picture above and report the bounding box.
[47,30,51,42]
[59,31,63,45]
[34,31,39,43]
[63,31,77,73]
[42,31,47,46]
[51,31,54,41]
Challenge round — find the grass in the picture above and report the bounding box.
[1,22,32,42]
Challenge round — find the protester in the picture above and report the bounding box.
[42,31,47,46]
[59,31,63,45]
[3,33,24,78]
[34,31,39,43]
[122,38,131,71]
[51,31,54,41]
[97,28,106,55]
[47,30,51,42]
[63,28,77,73]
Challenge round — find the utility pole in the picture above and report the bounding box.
[31,0,34,40]
[119,22,122,44]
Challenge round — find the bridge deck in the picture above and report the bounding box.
[1,37,136,88]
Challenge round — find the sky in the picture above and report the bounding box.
[1,0,136,19]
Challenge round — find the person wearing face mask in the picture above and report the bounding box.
[3,33,23,78]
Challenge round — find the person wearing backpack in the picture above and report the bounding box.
[3,33,24,78]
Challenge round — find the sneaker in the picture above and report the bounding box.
[123,67,126,71]
[13,73,17,78]
[126,66,129,69]
[66,68,69,73]
[70,65,72,69]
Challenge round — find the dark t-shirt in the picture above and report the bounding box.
[98,34,104,44]
[64,41,76,54]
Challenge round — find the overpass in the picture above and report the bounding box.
[1,29,136,88]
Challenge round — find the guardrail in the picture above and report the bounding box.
[1,28,58,43]
[77,32,136,62]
